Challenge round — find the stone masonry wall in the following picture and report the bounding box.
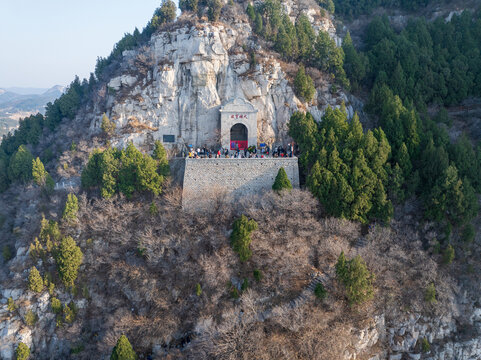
[182,158,300,209]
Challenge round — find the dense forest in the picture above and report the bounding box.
[333,0,435,17]
[289,9,481,250]
[346,12,481,107]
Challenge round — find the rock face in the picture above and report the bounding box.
[89,5,353,152]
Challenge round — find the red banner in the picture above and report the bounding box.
[230,141,248,150]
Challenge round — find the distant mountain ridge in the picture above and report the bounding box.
[0,85,65,137]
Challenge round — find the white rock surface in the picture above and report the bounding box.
[88,15,355,151]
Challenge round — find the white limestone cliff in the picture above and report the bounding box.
[87,9,353,151]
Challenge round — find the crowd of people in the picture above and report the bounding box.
[185,144,296,159]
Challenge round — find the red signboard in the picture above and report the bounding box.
[230,141,248,150]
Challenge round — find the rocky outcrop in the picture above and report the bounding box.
[87,6,354,151]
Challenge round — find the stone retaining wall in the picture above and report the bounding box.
[181,158,300,209]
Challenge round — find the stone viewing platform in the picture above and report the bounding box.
[177,157,300,210]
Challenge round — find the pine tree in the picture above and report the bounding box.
[207,0,222,22]
[111,335,137,360]
[8,145,34,183]
[55,237,83,288]
[254,13,263,34]
[101,113,116,136]
[15,342,30,360]
[179,0,198,12]
[336,253,374,305]
[230,215,258,262]
[272,167,293,192]
[335,251,348,281]
[28,266,44,293]
[62,193,79,222]
[294,65,315,102]
[153,140,170,176]
[32,157,48,186]
[246,4,255,21]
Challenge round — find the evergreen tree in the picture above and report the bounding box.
[153,140,170,176]
[55,236,83,287]
[62,193,79,222]
[230,215,258,262]
[8,145,34,183]
[28,266,44,293]
[207,0,222,22]
[342,31,367,91]
[32,157,48,186]
[179,0,198,12]
[152,0,177,27]
[291,108,392,223]
[336,253,375,305]
[101,113,116,136]
[294,65,316,103]
[272,167,293,192]
[296,15,316,61]
[15,342,30,360]
[111,335,137,360]
[246,3,256,21]
[254,12,263,34]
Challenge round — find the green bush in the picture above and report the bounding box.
[421,337,431,353]
[336,252,374,305]
[195,283,202,296]
[15,342,30,360]
[63,303,77,324]
[7,297,17,312]
[272,167,293,193]
[314,283,327,300]
[442,244,455,265]
[55,236,83,287]
[101,113,116,136]
[149,201,159,216]
[39,217,61,242]
[62,193,79,222]
[462,224,475,243]
[2,245,12,262]
[230,215,258,262]
[28,267,44,293]
[110,334,137,360]
[25,310,37,326]
[241,278,249,291]
[253,269,262,282]
[425,283,437,304]
[51,297,62,314]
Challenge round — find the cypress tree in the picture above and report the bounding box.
[32,157,48,186]
[55,236,83,288]
[8,145,34,183]
[111,335,137,360]
[62,193,79,222]
[28,266,44,293]
[272,167,293,192]
[230,215,258,262]
[15,342,30,360]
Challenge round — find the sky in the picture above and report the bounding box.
[0,0,178,89]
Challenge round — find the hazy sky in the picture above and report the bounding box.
[0,0,178,89]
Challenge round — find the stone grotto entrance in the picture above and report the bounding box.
[230,123,248,150]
